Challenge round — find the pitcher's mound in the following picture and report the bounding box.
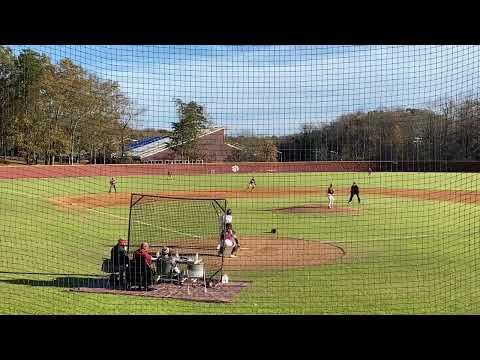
[221,236,345,270]
[154,236,345,271]
[272,204,361,214]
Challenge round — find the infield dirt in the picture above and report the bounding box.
[50,186,480,210]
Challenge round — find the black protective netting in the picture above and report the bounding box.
[0,45,480,314]
[128,194,226,276]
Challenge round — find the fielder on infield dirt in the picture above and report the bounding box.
[109,177,118,193]
[247,177,256,191]
[348,182,360,204]
[327,183,335,209]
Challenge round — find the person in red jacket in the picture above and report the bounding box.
[131,242,158,290]
[133,242,155,267]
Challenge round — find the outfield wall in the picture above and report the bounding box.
[0,161,479,179]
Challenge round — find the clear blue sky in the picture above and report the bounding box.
[8,45,480,136]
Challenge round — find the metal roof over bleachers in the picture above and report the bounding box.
[127,127,225,160]
[128,136,163,150]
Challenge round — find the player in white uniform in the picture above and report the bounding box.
[327,183,335,209]
[218,223,240,258]
[217,209,233,250]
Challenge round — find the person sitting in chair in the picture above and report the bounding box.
[110,238,129,283]
[111,238,129,267]
[130,242,157,290]
[158,247,181,281]
[218,223,240,258]
[133,242,153,266]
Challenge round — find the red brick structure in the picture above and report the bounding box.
[2,161,480,180]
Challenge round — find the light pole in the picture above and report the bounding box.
[277,151,283,162]
[413,137,423,162]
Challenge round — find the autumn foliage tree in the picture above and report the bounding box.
[226,136,279,162]
[0,46,137,164]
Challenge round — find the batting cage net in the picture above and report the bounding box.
[1,44,480,314]
[127,194,226,280]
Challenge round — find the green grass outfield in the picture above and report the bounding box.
[0,171,479,314]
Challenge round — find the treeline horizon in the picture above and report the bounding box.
[276,102,480,162]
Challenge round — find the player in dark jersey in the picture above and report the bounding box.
[348,182,360,204]
[247,177,256,191]
[109,177,118,193]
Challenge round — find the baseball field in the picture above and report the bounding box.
[0,167,479,314]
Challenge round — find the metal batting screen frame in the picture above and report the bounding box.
[127,193,227,281]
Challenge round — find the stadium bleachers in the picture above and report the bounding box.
[129,137,171,158]
[128,137,162,150]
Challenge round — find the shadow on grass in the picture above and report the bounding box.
[0,276,113,289]
[0,271,105,277]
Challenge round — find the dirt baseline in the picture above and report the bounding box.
[273,204,361,214]
[51,186,480,210]
[50,188,328,209]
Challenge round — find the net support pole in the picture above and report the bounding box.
[127,192,134,255]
